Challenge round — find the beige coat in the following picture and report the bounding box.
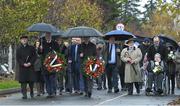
[175,50,180,73]
[121,47,142,83]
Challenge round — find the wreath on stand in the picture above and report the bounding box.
[83,57,105,78]
[44,51,66,73]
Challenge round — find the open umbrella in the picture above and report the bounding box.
[104,30,135,40]
[27,23,58,33]
[134,35,152,43]
[51,30,64,36]
[40,30,64,38]
[158,35,178,49]
[63,26,103,38]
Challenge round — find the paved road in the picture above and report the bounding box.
[0,88,179,106]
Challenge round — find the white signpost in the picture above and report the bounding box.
[116,23,125,30]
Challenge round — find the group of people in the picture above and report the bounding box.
[16,32,180,99]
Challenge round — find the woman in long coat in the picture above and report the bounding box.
[175,42,180,89]
[121,39,142,95]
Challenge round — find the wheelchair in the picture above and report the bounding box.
[145,71,169,96]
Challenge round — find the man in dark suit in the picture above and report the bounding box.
[68,38,83,94]
[16,35,37,99]
[38,32,59,98]
[80,38,96,97]
[103,36,120,93]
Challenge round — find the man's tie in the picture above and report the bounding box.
[75,45,78,61]
[109,44,112,61]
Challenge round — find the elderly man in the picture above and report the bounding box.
[121,38,142,95]
[146,53,166,95]
[16,35,37,99]
[176,42,180,89]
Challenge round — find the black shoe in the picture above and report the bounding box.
[22,96,27,99]
[136,89,140,94]
[30,94,34,98]
[172,90,174,95]
[97,87,102,90]
[46,95,52,98]
[107,89,112,93]
[114,89,119,93]
[128,92,133,95]
[59,92,62,95]
[103,86,107,89]
[146,88,152,93]
[157,89,163,95]
[79,91,83,95]
[87,92,92,98]
[84,94,88,97]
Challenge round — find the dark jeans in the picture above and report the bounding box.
[106,64,119,90]
[127,82,139,94]
[21,82,34,97]
[44,73,57,95]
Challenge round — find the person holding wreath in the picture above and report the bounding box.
[38,32,60,98]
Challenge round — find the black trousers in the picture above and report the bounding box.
[127,82,139,94]
[83,76,93,94]
[168,74,175,94]
[21,82,34,97]
[118,63,126,89]
[106,64,119,90]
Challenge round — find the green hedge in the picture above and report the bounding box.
[0,80,20,90]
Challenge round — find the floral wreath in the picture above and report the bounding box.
[84,57,105,78]
[44,51,66,72]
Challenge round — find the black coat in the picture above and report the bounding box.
[38,40,60,74]
[138,44,150,66]
[167,50,176,75]
[147,44,168,61]
[16,44,37,83]
[80,42,96,59]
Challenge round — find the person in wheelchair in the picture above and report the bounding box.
[146,53,167,95]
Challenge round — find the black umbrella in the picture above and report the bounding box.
[104,30,135,40]
[39,30,64,39]
[63,26,103,38]
[27,23,58,33]
[134,35,152,43]
[158,35,178,49]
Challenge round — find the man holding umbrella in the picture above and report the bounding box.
[80,37,96,97]
[38,32,59,98]
[103,36,121,93]
[67,38,84,94]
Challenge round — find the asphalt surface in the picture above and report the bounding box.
[0,87,179,106]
